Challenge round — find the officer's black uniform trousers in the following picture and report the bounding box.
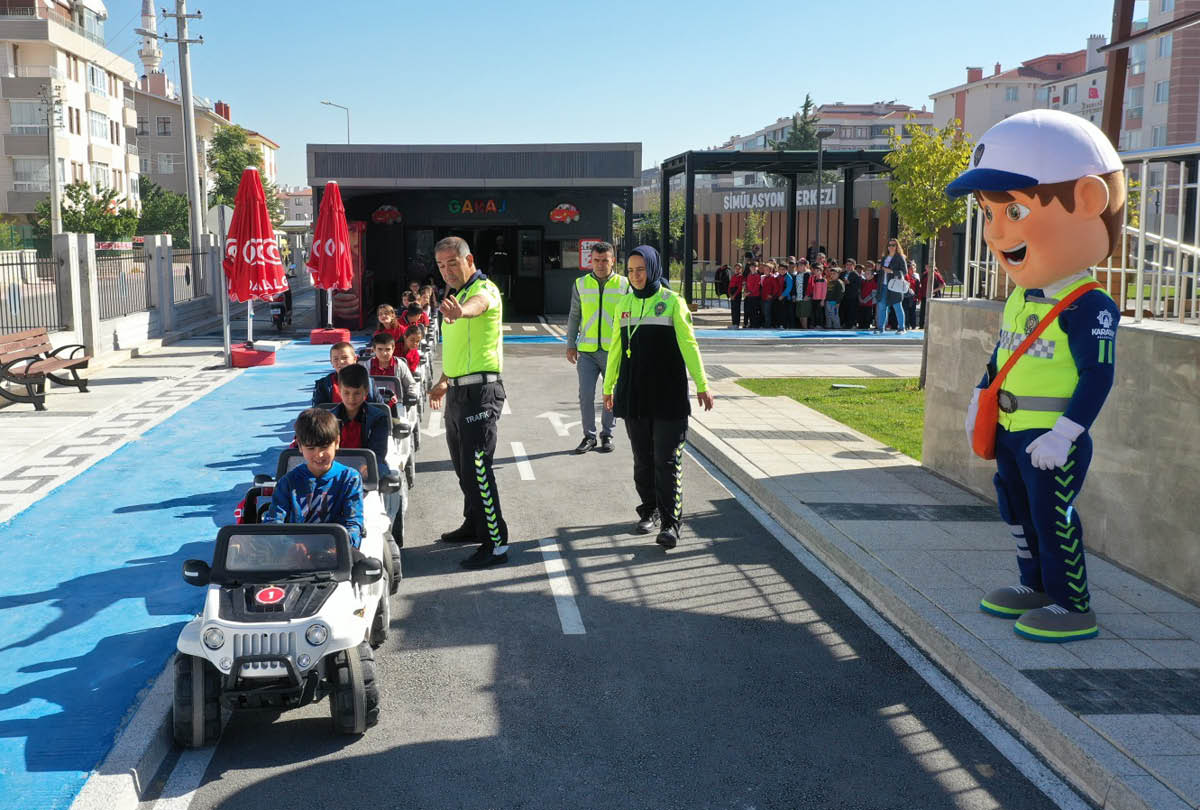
[445,380,509,552]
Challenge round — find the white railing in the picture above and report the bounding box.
[13,181,49,192]
[10,124,47,135]
[3,64,62,79]
[960,142,1200,327]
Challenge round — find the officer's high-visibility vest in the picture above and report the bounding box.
[575,272,630,352]
[996,275,1108,431]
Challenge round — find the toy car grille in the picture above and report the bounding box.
[233,631,297,673]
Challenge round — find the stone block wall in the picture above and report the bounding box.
[923,297,1200,601]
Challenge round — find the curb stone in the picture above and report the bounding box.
[686,419,1170,810]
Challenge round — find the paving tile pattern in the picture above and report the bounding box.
[1023,669,1200,715]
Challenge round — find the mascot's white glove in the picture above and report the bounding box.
[1026,416,1085,470]
[965,388,980,447]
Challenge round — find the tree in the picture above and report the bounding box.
[738,211,766,258]
[767,94,835,186]
[207,124,284,225]
[137,176,190,247]
[33,182,139,242]
[636,191,686,248]
[885,115,974,387]
[611,203,625,250]
[0,218,25,250]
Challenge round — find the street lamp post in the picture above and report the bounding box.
[321,100,350,144]
[815,127,836,259]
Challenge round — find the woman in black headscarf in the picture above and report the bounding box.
[603,245,713,549]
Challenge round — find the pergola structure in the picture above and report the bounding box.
[657,149,893,300]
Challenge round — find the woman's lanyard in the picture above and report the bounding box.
[625,298,650,359]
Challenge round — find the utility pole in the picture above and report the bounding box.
[39,82,63,236]
[145,2,205,251]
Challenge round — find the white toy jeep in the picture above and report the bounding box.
[172,449,397,748]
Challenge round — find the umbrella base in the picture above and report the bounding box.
[310,327,351,345]
[231,342,276,368]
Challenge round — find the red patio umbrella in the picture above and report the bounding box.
[306,181,353,331]
[223,167,286,307]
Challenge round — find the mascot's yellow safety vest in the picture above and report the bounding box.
[995,275,1109,431]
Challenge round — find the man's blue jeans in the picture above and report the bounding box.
[577,349,615,439]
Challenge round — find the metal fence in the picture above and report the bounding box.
[171,249,208,305]
[95,249,153,320]
[0,251,65,333]
[961,142,1200,326]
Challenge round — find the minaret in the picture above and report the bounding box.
[138,0,162,75]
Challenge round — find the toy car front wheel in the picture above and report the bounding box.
[370,579,391,648]
[405,454,416,490]
[328,643,379,735]
[172,653,222,748]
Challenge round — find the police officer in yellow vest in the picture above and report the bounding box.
[428,236,510,570]
[946,110,1125,642]
[566,241,629,454]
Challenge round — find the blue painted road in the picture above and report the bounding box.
[0,342,335,810]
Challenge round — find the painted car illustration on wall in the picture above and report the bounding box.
[371,205,402,225]
[549,203,580,224]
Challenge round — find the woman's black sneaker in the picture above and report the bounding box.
[440,522,475,543]
[655,526,679,549]
[460,546,508,569]
[635,511,660,534]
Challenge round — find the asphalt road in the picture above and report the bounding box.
[163,342,1069,810]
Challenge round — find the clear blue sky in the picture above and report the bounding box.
[102,0,1117,187]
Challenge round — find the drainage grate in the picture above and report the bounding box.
[713,428,861,442]
[808,503,1001,522]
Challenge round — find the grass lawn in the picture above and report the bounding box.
[736,377,925,460]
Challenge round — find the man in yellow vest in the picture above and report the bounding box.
[565,241,629,454]
[428,236,509,570]
[946,109,1125,642]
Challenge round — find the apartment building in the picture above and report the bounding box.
[246,130,278,185]
[278,186,312,222]
[0,0,139,228]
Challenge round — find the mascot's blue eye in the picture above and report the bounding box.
[1006,203,1031,221]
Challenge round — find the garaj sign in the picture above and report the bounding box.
[722,187,838,211]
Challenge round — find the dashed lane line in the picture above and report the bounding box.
[538,538,586,635]
[511,441,535,480]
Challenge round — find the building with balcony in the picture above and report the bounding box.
[131,72,229,203]
[278,185,311,222]
[0,0,140,231]
[245,129,278,185]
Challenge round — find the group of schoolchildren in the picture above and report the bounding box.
[254,280,441,550]
[722,249,945,333]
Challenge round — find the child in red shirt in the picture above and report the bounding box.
[399,300,431,330]
[368,332,399,376]
[402,324,423,374]
[374,303,404,342]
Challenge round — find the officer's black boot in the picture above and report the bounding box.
[655,523,679,549]
[440,521,475,543]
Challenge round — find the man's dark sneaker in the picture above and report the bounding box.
[634,511,660,535]
[573,437,597,455]
[597,436,614,453]
[440,522,476,543]
[460,546,509,569]
[655,526,679,549]
[980,585,1054,617]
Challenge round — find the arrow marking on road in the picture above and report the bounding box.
[502,398,511,415]
[538,537,586,635]
[536,411,580,438]
[511,441,535,480]
[426,412,445,437]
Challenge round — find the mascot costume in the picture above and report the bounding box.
[946,109,1125,643]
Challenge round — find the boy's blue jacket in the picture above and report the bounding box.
[311,372,388,408]
[330,402,392,476]
[263,460,364,547]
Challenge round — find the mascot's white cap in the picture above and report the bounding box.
[947,109,1123,198]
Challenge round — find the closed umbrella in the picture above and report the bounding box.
[306,180,353,328]
[223,167,286,345]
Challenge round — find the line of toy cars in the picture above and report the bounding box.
[170,329,438,747]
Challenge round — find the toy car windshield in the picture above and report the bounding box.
[224,531,342,574]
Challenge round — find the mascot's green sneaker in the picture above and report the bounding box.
[1014,605,1099,642]
[980,585,1054,617]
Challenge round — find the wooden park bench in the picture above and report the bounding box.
[0,327,90,411]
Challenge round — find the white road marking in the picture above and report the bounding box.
[426,411,445,437]
[511,441,535,480]
[538,538,586,635]
[502,325,512,331]
[522,324,537,332]
[150,747,217,810]
[536,411,579,437]
[688,449,1092,810]
[537,315,566,336]
[502,398,511,415]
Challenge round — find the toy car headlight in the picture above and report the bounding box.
[202,627,225,650]
[305,624,328,646]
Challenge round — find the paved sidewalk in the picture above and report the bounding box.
[687,376,1200,810]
